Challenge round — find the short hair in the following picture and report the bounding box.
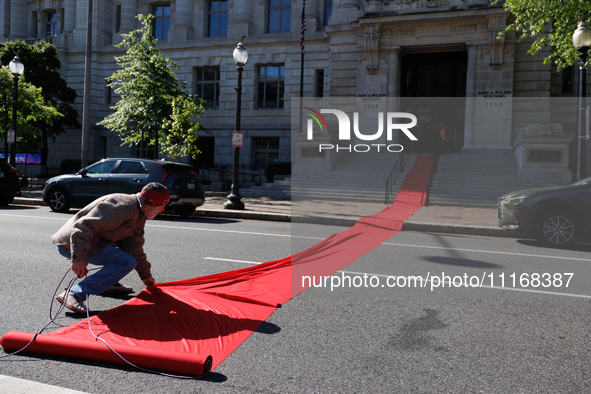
[142,182,167,192]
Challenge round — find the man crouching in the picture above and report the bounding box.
[51,182,169,314]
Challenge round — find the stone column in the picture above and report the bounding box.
[330,0,362,25]
[119,0,138,34]
[64,0,76,33]
[463,43,478,149]
[73,0,88,46]
[304,0,320,32]
[231,0,253,37]
[9,0,27,39]
[168,0,194,41]
[387,48,401,98]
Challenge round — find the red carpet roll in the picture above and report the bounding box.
[1,331,212,377]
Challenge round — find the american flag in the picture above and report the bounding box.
[300,1,306,54]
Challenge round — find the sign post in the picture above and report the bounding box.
[7,130,15,144]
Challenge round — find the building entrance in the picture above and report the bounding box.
[400,50,467,153]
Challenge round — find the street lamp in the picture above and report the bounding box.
[125,121,159,158]
[573,20,591,181]
[8,54,24,167]
[224,37,248,210]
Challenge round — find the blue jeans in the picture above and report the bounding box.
[57,243,136,301]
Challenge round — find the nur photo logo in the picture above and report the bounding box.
[304,108,418,153]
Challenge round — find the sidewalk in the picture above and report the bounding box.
[14,187,525,239]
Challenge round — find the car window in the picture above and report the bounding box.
[86,161,116,174]
[116,161,148,174]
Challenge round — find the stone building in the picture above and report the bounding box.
[0,0,588,182]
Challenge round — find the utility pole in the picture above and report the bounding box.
[81,0,93,167]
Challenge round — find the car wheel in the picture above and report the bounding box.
[48,188,71,213]
[174,206,196,218]
[0,193,14,206]
[536,210,579,247]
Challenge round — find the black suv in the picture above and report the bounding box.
[0,158,21,205]
[498,178,591,247]
[43,158,205,217]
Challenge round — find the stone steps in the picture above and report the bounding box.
[242,152,415,203]
[427,149,571,207]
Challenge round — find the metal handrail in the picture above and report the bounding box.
[384,151,409,204]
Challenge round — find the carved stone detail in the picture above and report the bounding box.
[363,24,382,74]
[487,14,508,70]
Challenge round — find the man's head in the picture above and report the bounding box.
[140,182,169,219]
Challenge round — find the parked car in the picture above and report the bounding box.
[43,158,205,217]
[497,178,591,247]
[0,158,21,205]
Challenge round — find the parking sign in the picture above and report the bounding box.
[232,131,243,147]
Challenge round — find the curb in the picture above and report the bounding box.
[12,197,527,239]
[194,209,291,222]
[401,221,531,239]
[13,197,47,207]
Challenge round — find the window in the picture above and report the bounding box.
[152,4,170,41]
[258,65,285,109]
[86,160,116,174]
[562,65,575,95]
[116,161,148,174]
[46,12,58,37]
[208,1,228,37]
[315,69,325,97]
[268,0,290,33]
[116,6,121,33]
[60,8,65,33]
[31,12,38,38]
[194,67,220,110]
[105,85,112,105]
[324,0,333,26]
[254,138,280,170]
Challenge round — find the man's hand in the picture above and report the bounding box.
[143,277,155,287]
[72,261,89,278]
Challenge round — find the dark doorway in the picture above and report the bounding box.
[400,50,467,153]
[191,136,215,170]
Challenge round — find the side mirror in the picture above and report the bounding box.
[78,168,88,176]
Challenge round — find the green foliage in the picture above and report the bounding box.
[496,0,591,70]
[264,161,291,183]
[0,67,62,151]
[161,95,208,160]
[99,13,204,158]
[59,158,82,174]
[0,40,80,138]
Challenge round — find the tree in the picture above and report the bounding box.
[161,95,207,161]
[99,13,206,159]
[0,40,80,172]
[0,67,62,155]
[497,0,591,70]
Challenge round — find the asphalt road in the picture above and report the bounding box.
[1,205,591,393]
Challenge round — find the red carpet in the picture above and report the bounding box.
[1,154,434,376]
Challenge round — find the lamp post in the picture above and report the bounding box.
[224,37,248,210]
[8,55,24,167]
[573,21,591,181]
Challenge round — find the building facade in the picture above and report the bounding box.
[0,0,587,180]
